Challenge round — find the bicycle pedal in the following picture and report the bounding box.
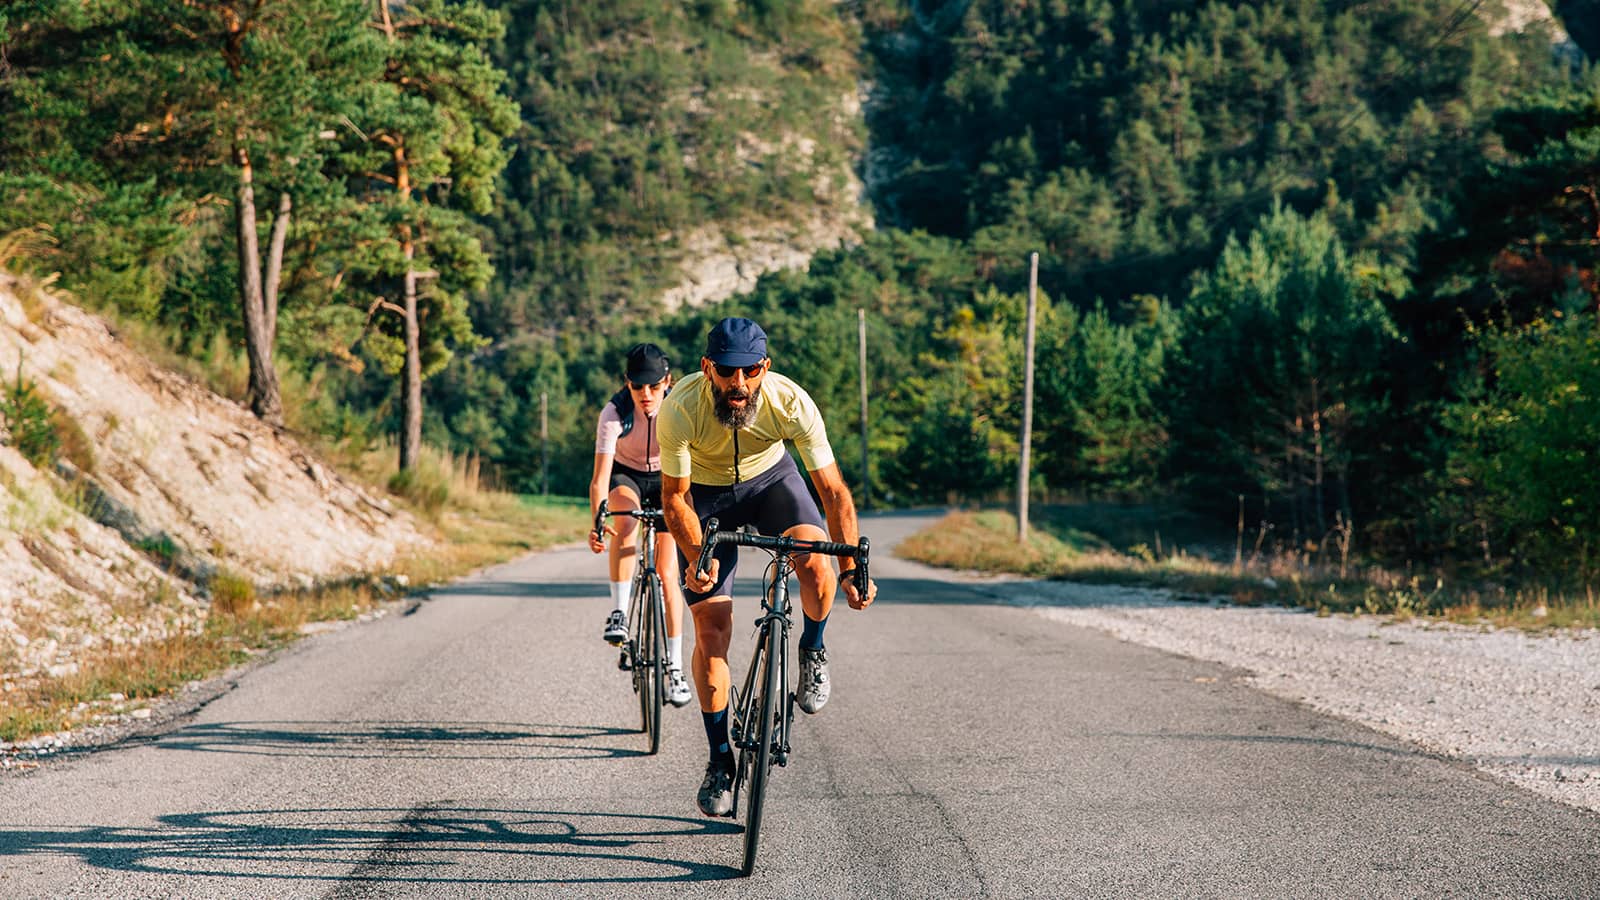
[617,652,631,671]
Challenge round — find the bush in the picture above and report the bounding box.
[1442,308,1600,576]
[208,570,257,617]
[0,367,60,468]
[388,459,450,516]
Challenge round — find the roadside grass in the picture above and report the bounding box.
[1,449,589,745]
[0,269,594,745]
[899,508,1600,631]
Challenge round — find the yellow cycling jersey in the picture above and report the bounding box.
[657,370,835,486]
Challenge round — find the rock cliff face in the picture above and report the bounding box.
[661,86,874,310]
[0,274,428,682]
[662,211,869,311]
[1489,0,1561,36]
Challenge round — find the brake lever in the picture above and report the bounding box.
[695,517,721,580]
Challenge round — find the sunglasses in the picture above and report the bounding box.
[712,362,765,379]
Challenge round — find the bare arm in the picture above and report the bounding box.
[809,462,859,555]
[588,452,614,553]
[663,472,716,592]
[809,461,876,609]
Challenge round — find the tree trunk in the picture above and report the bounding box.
[263,192,291,349]
[396,141,421,472]
[234,145,284,427]
[1312,379,1325,535]
[400,240,422,472]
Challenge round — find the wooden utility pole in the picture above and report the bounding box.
[540,391,549,497]
[858,308,870,509]
[1018,252,1039,543]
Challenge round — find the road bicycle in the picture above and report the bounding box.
[593,500,670,755]
[694,519,870,876]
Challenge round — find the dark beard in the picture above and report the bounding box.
[712,382,760,430]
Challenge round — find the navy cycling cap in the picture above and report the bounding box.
[625,342,671,385]
[704,317,767,367]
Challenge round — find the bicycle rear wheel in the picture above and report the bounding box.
[637,575,663,754]
[740,618,783,876]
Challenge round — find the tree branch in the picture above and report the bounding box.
[263,192,292,347]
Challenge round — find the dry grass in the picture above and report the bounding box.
[900,508,1600,631]
[0,264,592,744]
[0,462,589,744]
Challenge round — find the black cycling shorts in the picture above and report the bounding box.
[677,453,826,605]
[609,463,662,509]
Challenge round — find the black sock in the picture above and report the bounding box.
[799,613,827,651]
[702,708,733,768]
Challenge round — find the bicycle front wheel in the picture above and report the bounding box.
[637,575,664,754]
[741,618,783,876]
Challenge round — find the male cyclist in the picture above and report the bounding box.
[589,342,691,708]
[658,317,878,817]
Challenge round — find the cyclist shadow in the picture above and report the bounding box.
[136,720,655,762]
[0,805,743,884]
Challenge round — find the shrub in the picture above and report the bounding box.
[388,460,450,516]
[1443,308,1600,577]
[50,406,95,473]
[0,366,60,468]
[208,570,257,617]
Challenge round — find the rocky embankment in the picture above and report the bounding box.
[0,274,428,689]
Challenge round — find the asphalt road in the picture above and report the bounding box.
[2,511,1598,898]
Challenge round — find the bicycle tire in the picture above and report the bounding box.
[640,574,664,755]
[741,615,783,876]
[626,573,645,730]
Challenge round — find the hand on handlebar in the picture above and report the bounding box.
[839,572,877,610]
[588,522,614,554]
[686,554,719,594]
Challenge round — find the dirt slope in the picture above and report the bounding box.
[0,273,429,682]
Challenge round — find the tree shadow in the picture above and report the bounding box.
[1101,730,1436,761]
[136,720,651,762]
[422,581,603,600]
[0,805,742,884]
[870,575,1190,610]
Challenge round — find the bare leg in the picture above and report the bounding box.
[785,523,835,625]
[606,485,641,584]
[690,597,733,713]
[658,531,685,640]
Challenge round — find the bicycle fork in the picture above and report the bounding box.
[764,573,795,768]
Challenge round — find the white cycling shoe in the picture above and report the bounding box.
[667,668,692,707]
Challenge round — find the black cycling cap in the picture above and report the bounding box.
[625,343,671,385]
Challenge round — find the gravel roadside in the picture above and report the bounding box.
[967,575,1600,815]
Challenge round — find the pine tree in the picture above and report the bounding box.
[0,0,380,425]
[1169,204,1402,539]
[344,0,518,470]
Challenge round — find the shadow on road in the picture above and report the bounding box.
[1103,730,1445,761]
[423,574,1185,611]
[869,575,1184,610]
[0,806,742,884]
[424,581,606,599]
[138,720,653,762]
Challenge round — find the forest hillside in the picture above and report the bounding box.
[2,0,1599,594]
